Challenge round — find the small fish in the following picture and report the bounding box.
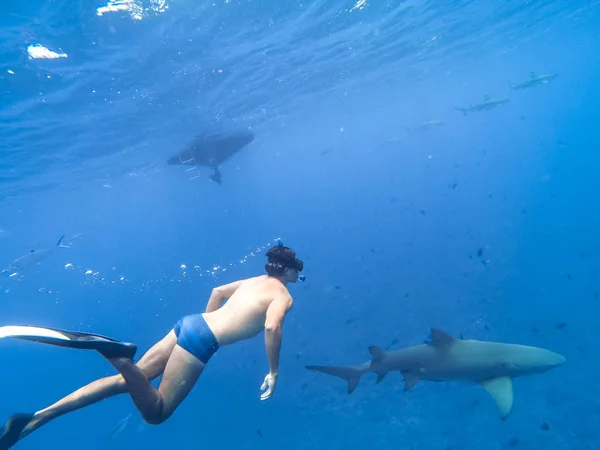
[509,72,557,90]
[109,414,131,440]
[2,235,69,277]
[455,95,510,116]
[136,420,148,433]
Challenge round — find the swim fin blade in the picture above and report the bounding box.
[0,325,137,359]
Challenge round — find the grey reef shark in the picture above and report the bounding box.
[306,328,565,420]
[509,72,558,90]
[454,95,510,116]
[1,235,69,277]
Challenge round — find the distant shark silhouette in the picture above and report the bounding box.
[510,72,557,90]
[454,95,510,116]
[405,120,445,133]
[1,235,69,277]
[306,328,565,420]
[166,130,255,184]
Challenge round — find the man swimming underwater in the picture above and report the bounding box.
[0,243,304,449]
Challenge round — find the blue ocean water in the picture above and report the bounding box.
[1,0,599,448]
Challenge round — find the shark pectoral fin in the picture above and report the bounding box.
[401,371,420,391]
[376,372,387,384]
[429,328,456,352]
[479,376,513,420]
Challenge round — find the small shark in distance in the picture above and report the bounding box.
[509,72,557,90]
[166,130,255,185]
[454,95,510,116]
[1,235,69,277]
[405,120,445,133]
[306,328,565,420]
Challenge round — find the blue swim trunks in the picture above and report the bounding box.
[173,314,219,364]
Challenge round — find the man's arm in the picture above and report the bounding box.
[204,279,246,313]
[264,294,293,376]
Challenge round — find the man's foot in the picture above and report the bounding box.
[0,413,34,450]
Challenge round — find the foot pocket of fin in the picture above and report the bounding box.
[0,413,34,450]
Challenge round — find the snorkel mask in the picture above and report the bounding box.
[268,241,305,282]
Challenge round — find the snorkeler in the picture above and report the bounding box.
[0,243,304,449]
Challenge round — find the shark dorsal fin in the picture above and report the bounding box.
[484,94,490,100]
[368,346,386,364]
[530,71,535,78]
[429,328,456,351]
[401,371,420,391]
[479,376,514,420]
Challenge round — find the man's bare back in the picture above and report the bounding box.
[0,243,304,450]
[204,275,293,346]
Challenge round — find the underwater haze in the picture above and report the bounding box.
[1,0,599,449]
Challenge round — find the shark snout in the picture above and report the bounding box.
[536,349,566,370]
[550,352,566,366]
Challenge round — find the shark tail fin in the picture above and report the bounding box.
[454,107,468,116]
[306,364,367,394]
[56,235,70,249]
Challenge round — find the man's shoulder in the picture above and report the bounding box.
[237,274,268,285]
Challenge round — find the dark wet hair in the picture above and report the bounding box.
[265,244,303,276]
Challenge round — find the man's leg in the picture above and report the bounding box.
[13,331,177,441]
[108,344,205,424]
